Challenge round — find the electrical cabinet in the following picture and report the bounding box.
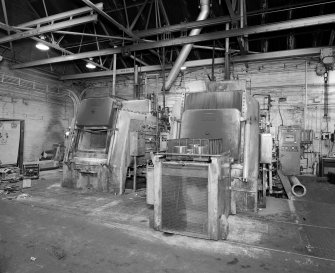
[278,126,301,175]
[260,134,272,164]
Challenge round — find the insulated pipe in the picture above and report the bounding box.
[304,61,308,129]
[112,47,117,96]
[242,120,251,181]
[289,176,307,197]
[63,89,80,163]
[269,163,273,194]
[164,0,209,90]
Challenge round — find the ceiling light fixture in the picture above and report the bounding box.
[36,42,50,51]
[86,62,96,69]
[35,35,49,51]
[86,58,96,69]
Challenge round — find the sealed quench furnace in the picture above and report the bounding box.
[62,97,156,194]
[151,81,261,240]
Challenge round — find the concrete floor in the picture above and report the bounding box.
[1,170,335,273]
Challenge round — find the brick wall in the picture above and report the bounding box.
[0,62,74,161]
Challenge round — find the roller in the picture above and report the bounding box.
[289,176,307,197]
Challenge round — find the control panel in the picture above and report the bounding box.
[278,126,301,175]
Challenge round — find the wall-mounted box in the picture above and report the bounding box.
[301,129,314,144]
[278,126,301,175]
[260,134,272,164]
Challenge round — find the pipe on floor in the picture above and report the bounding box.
[289,176,307,197]
[164,0,209,90]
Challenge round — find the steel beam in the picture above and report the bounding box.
[81,0,138,39]
[130,0,149,30]
[133,1,334,38]
[1,0,13,52]
[2,21,109,71]
[158,0,170,26]
[30,37,109,70]
[0,14,97,45]
[12,14,335,69]
[129,54,149,66]
[17,3,103,28]
[59,47,330,80]
[122,0,130,28]
[136,15,237,37]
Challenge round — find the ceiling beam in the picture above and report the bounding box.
[1,17,109,71]
[136,0,332,38]
[17,3,103,28]
[1,0,13,52]
[225,0,246,53]
[130,0,149,30]
[0,14,98,45]
[12,14,335,69]
[81,0,138,39]
[136,15,237,38]
[59,47,331,80]
[158,0,170,26]
[129,54,149,66]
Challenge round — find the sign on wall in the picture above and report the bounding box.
[0,121,21,165]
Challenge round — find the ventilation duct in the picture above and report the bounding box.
[164,0,210,91]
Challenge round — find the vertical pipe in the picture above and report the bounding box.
[162,47,166,109]
[269,163,273,194]
[134,64,139,99]
[211,41,215,81]
[243,120,250,181]
[304,61,308,130]
[112,48,117,96]
[240,0,244,28]
[262,163,267,197]
[133,156,137,192]
[224,23,230,80]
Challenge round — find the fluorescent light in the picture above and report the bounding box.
[35,42,49,51]
[86,62,96,69]
[181,66,187,70]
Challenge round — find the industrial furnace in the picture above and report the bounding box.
[62,97,156,194]
[151,81,260,240]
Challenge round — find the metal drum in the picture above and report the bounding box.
[174,146,187,154]
[194,145,208,155]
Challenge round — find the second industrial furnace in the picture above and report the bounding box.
[151,81,260,240]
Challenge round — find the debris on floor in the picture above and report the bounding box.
[0,167,21,183]
[50,245,66,260]
[3,184,21,194]
[22,178,32,188]
[16,193,31,199]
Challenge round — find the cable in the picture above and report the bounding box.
[278,103,284,126]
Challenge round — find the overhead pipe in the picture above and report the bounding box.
[164,0,210,90]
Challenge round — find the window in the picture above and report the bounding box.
[76,129,111,153]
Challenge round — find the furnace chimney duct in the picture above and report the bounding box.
[164,0,210,91]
